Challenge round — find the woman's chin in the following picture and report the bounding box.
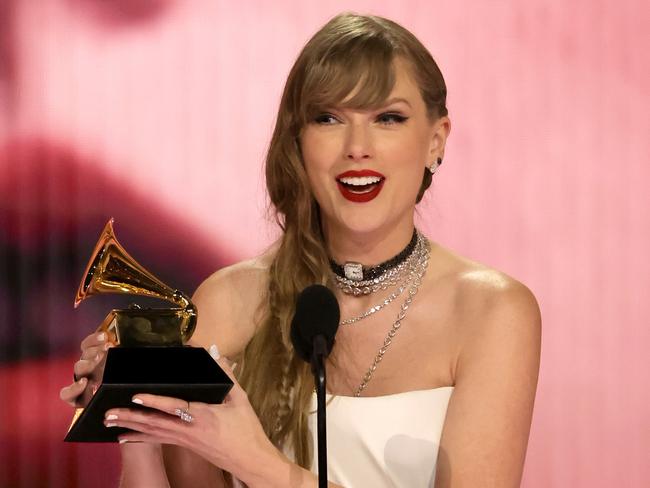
[323,212,410,240]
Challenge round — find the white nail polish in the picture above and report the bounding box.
[97,332,106,341]
[118,439,129,444]
[106,414,118,421]
[209,344,220,360]
[132,398,144,405]
[106,422,117,428]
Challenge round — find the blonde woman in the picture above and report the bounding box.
[61,13,541,488]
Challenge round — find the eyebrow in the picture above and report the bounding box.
[382,97,412,108]
[328,97,412,112]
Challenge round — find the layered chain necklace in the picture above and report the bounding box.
[329,230,430,396]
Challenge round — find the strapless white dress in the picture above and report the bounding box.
[307,386,454,488]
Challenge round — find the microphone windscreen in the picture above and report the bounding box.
[290,284,340,362]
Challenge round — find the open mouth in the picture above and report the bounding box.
[335,170,385,203]
[337,175,384,193]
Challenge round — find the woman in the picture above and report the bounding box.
[60,12,541,487]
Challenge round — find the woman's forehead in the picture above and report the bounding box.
[385,58,421,95]
[335,59,423,110]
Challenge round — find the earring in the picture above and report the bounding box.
[428,157,443,174]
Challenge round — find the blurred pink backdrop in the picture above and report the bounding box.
[0,0,648,486]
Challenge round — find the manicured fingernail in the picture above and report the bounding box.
[97,332,106,341]
[231,362,238,370]
[132,397,144,405]
[105,414,118,421]
[118,438,129,444]
[105,422,117,428]
[78,377,87,385]
[209,344,220,360]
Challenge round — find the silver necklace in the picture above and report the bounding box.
[334,260,410,296]
[329,229,418,281]
[339,277,410,326]
[334,231,424,296]
[354,237,430,397]
[339,237,428,326]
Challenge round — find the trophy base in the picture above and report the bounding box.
[64,346,232,442]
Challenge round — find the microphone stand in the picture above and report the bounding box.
[311,335,328,488]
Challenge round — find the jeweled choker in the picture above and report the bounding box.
[329,229,418,282]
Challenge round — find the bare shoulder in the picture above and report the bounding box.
[428,242,541,373]
[188,249,274,358]
[460,266,539,326]
[431,244,542,486]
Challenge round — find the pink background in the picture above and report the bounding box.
[0,0,648,486]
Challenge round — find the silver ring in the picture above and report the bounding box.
[174,403,193,423]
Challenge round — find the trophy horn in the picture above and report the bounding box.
[74,218,197,343]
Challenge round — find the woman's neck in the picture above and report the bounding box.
[324,220,416,266]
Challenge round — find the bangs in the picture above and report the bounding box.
[297,34,397,125]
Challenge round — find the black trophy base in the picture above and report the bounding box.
[64,346,233,442]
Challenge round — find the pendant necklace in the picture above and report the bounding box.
[338,234,427,326]
[354,237,430,397]
[331,229,420,296]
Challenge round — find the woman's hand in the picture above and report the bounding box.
[103,353,284,487]
[59,331,113,406]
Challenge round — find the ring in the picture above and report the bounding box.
[174,402,193,423]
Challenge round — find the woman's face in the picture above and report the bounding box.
[300,58,449,240]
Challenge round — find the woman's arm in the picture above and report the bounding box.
[116,260,267,487]
[110,254,343,487]
[162,445,227,487]
[435,276,542,487]
[118,443,170,488]
[116,444,227,487]
[106,361,344,488]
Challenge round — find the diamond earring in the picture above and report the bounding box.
[428,157,443,174]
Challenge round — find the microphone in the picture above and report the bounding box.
[290,284,340,366]
[290,284,340,488]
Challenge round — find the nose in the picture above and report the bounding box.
[344,123,373,162]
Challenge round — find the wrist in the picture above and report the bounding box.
[238,442,295,488]
[120,442,164,472]
[119,441,162,456]
[119,442,169,487]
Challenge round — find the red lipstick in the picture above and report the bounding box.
[335,169,385,203]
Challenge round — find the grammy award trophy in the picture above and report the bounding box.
[64,218,232,442]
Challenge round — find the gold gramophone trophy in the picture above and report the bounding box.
[65,218,232,442]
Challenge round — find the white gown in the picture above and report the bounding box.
[307,386,455,488]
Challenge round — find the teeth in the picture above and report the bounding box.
[339,176,382,186]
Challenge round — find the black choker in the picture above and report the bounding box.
[329,229,418,282]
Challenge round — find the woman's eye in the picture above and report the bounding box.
[377,112,408,125]
[314,113,339,125]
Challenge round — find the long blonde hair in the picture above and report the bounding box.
[237,12,448,468]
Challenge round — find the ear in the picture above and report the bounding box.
[427,116,451,162]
